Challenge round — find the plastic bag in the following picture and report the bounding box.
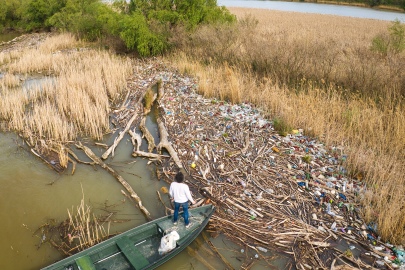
[158,231,180,255]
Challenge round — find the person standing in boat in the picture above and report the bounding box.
[169,172,196,228]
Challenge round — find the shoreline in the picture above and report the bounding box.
[1,23,404,269]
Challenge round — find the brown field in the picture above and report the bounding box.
[168,8,405,243]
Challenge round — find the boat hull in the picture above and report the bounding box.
[41,204,215,270]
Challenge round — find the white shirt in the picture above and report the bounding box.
[169,182,193,203]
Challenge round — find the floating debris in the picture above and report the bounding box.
[117,59,402,269]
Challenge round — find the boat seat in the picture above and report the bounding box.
[75,255,96,270]
[116,236,149,269]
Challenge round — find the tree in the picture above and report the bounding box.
[20,0,66,31]
[371,20,405,55]
[119,10,167,56]
[0,0,23,31]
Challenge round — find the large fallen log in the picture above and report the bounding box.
[75,142,152,220]
[156,117,183,169]
[132,151,169,159]
[101,82,157,160]
[128,128,142,152]
[101,109,139,160]
[140,117,156,152]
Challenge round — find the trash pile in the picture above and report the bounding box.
[125,59,405,269]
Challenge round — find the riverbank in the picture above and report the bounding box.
[2,32,404,268]
[303,0,404,12]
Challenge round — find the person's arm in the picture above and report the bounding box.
[185,185,195,205]
[169,183,174,202]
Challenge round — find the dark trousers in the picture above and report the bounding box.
[173,202,189,225]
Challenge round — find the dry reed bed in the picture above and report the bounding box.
[180,8,403,99]
[0,33,132,149]
[170,8,405,244]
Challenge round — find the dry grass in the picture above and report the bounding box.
[0,73,20,88]
[169,8,405,243]
[0,33,132,144]
[66,196,110,251]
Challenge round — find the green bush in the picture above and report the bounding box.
[3,0,236,56]
[20,0,66,31]
[118,11,167,56]
[371,20,405,55]
[0,0,23,30]
[273,118,292,137]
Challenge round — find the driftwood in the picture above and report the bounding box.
[156,191,172,216]
[132,151,169,159]
[43,59,385,269]
[75,142,151,220]
[143,93,157,115]
[156,117,183,169]
[139,117,156,152]
[101,109,139,160]
[187,246,216,270]
[30,147,66,173]
[128,129,142,152]
[202,233,235,270]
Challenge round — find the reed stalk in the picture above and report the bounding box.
[0,34,132,153]
[65,195,110,251]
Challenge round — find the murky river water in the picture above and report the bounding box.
[1,29,281,268]
[0,32,21,43]
[0,84,281,269]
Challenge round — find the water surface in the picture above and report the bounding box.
[218,0,405,21]
[0,32,21,43]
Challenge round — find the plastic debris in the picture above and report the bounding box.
[123,60,402,269]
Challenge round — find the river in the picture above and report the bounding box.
[0,97,282,269]
[0,1,402,269]
[218,0,405,22]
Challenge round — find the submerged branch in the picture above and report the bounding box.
[75,142,152,220]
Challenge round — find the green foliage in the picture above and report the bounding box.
[389,19,405,54]
[371,34,389,54]
[21,0,66,31]
[48,0,105,41]
[273,118,292,137]
[371,20,405,55]
[0,0,23,30]
[2,0,236,55]
[119,11,167,56]
[117,0,235,55]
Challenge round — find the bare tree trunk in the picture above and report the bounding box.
[101,110,139,160]
[140,117,156,152]
[156,117,183,169]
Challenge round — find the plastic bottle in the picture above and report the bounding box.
[249,210,257,218]
[326,203,331,213]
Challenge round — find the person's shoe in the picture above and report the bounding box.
[173,221,178,225]
[185,223,193,229]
